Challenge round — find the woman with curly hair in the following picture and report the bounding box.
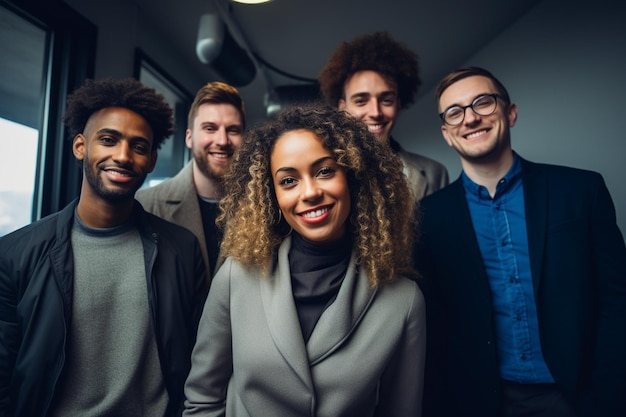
[183,104,425,417]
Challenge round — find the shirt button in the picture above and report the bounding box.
[515,315,522,321]
[509,277,516,283]
[521,354,527,360]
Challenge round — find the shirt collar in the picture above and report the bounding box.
[462,151,523,198]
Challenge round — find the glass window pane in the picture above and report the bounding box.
[0,118,38,235]
[0,5,47,236]
[139,66,179,187]
[136,51,192,189]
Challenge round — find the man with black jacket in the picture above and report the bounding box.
[416,67,626,417]
[0,78,208,416]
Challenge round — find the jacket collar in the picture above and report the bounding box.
[453,155,548,299]
[390,137,428,198]
[259,235,377,388]
[518,157,548,296]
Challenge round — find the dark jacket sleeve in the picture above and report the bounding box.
[414,209,449,417]
[0,235,19,416]
[139,209,209,416]
[581,174,626,416]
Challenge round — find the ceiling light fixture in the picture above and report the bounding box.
[230,0,272,4]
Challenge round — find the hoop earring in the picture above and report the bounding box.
[276,209,283,225]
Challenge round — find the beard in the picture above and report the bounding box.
[192,147,229,183]
[83,159,147,203]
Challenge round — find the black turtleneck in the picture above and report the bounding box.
[289,232,352,342]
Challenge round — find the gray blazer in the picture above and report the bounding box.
[183,236,426,417]
[135,162,211,280]
[391,139,449,201]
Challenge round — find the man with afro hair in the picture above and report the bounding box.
[319,31,448,201]
[0,77,208,416]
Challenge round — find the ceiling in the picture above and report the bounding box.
[130,0,543,124]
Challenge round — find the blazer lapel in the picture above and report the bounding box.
[166,163,209,269]
[520,159,548,299]
[260,236,314,390]
[167,164,203,230]
[306,252,377,365]
[168,185,204,236]
[447,181,494,299]
[399,151,428,199]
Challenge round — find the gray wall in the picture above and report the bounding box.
[396,0,626,234]
[63,0,206,97]
[63,0,626,234]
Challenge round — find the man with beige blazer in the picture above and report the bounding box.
[391,137,449,199]
[136,81,245,279]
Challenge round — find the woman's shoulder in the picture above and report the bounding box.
[362,275,425,330]
[378,276,424,309]
[386,274,419,290]
[212,256,265,286]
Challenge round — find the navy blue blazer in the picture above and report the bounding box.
[415,157,626,417]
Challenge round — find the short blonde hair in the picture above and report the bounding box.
[187,81,245,129]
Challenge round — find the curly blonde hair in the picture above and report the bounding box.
[218,104,417,287]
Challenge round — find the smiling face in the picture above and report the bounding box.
[186,102,243,183]
[271,129,351,244]
[439,75,517,167]
[73,106,156,205]
[338,70,399,143]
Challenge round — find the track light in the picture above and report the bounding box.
[196,13,257,87]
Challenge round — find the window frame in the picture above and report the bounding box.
[133,48,193,186]
[1,0,96,221]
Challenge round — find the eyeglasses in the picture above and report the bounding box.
[439,94,506,126]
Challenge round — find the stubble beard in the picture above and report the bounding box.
[193,148,228,188]
[83,159,146,203]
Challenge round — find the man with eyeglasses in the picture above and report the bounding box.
[414,66,626,417]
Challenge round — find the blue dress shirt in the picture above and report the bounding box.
[462,154,554,383]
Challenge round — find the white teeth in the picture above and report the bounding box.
[213,153,229,158]
[302,207,328,218]
[107,170,130,176]
[466,130,486,139]
[368,125,382,132]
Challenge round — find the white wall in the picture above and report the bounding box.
[395,0,626,234]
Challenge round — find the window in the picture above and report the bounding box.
[134,49,193,188]
[0,0,96,236]
[0,119,39,236]
[0,4,47,235]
